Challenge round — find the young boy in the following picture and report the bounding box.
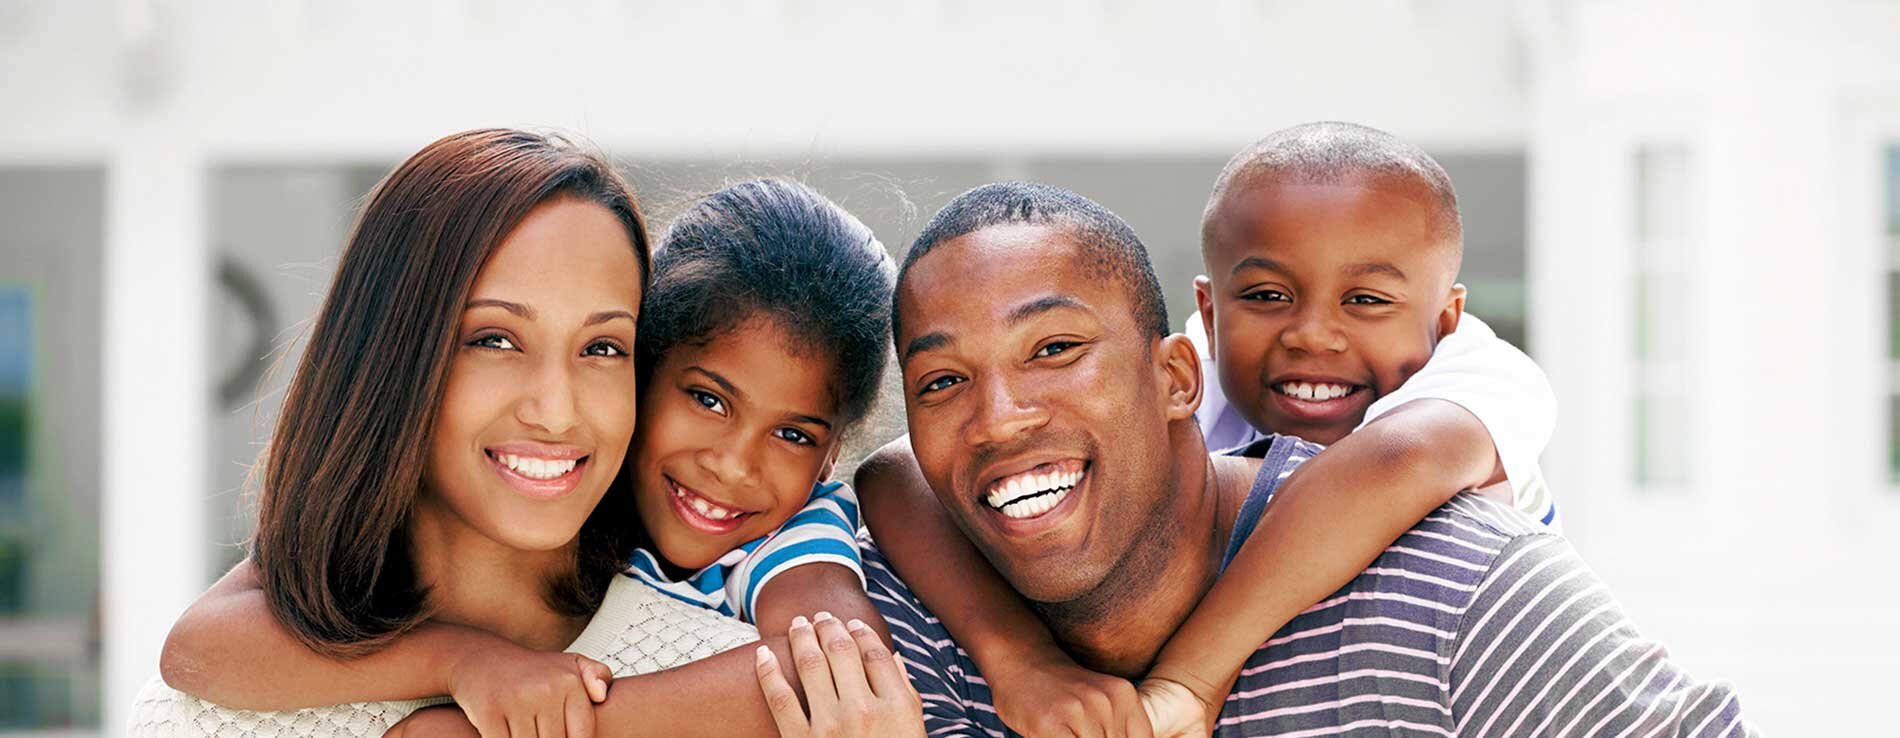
[856,121,1558,737]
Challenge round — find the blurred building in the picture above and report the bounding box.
[0,0,1896,735]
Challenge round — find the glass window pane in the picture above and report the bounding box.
[1885,145,1899,236]
[1636,392,1688,486]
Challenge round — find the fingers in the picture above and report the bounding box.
[505,711,532,738]
[787,615,838,711]
[565,690,595,738]
[755,645,810,738]
[534,709,561,738]
[813,612,873,704]
[576,656,612,703]
[463,708,501,738]
[845,618,908,701]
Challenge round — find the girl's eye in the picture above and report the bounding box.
[919,375,965,396]
[1034,341,1078,359]
[1241,290,1292,303]
[688,389,727,415]
[1345,294,1391,306]
[583,340,627,358]
[774,427,815,446]
[469,334,517,351]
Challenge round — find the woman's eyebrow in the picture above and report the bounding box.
[467,298,532,319]
[584,310,636,327]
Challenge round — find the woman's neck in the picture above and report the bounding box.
[408,495,592,652]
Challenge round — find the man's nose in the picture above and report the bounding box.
[961,373,1050,448]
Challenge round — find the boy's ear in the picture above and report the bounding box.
[1156,333,1204,421]
[1193,275,1217,361]
[1437,282,1468,338]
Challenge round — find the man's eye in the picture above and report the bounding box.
[469,334,517,350]
[1345,294,1391,305]
[1241,290,1292,303]
[775,427,815,446]
[688,389,727,415]
[583,341,627,357]
[1034,342,1078,359]
[920,375,964,395]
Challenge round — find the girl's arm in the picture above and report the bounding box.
[853,437,1151,738]
[1141,399,1504,730]
[162,559,610,737]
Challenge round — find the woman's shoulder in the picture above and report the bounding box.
[574,575,761,677]
[129,675,443,738]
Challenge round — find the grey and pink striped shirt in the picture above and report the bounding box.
[864,434,1754,737]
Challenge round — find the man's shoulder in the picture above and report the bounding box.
[1343,493,1554,614]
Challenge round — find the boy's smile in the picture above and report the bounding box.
[1195,179,1464,445]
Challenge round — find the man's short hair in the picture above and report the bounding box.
[896,182,1169,341]
[1204,121,1463,249]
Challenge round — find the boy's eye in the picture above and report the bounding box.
[583,340,628,357]
[688,389,727,415]
[919,375,964,396]
[774,427,815,446]
[1344,294,1391,306]
[1033,341,1078,359]
[1241,290,1292,303]
[469,334,517,351]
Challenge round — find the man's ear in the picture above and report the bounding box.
[1193,275,1217,362]
[1437,283,1467,339]
[1156,333,1204,421]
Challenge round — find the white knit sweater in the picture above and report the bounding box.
[129,575,760,737]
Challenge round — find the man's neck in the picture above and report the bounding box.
[1035,434,1261,678]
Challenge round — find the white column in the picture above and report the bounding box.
[101,127,208,733]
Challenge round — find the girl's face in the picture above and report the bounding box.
[420,197,644,554]
[632,318,843,572]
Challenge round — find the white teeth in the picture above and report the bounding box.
[675,485,740,522]
[498,454,577,480]
[985,467,1085,510]
[1277,382,1352,402]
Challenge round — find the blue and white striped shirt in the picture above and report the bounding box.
[626,480,862,623]
[866,435,1753,737]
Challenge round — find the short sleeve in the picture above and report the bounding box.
[724,480,865,623]
[1357,313,1559,524]
[860,542,989,738]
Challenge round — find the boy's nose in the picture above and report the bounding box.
[1279,311,1348,354]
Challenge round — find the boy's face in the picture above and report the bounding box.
[1194,179,1465,445]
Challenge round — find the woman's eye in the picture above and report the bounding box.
[688,389,727,415]
[775,427,815,446]
[1034,341,1078,359]
[1241,290,1292,303]
[1345,294,1391,306]
[469,334,517,351]
[583,341,627,357]
[919,375,964,396]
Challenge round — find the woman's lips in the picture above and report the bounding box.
[487,451,588,499]
[664,476,752,536]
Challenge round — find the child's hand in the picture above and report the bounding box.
[754,611,925,738]
[988,651,1154,738]
[384,705,482,738]
[1136,677,1217,738]
[445,636,613,738]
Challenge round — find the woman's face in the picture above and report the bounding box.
[632,318,843,572]
[421,196,644,554]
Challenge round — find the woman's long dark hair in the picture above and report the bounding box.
[250,129,650,657]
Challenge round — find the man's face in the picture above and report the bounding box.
[896,224,1184,604]
[1196,180,1464,445]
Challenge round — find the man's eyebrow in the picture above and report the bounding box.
[685,366,747,403]
[1005,294,1088,326]
[1344,261,1407,280]
[584,310,637,327]
[901,332,950,364]
[467,298,533,319]
[1230,256,1287,276]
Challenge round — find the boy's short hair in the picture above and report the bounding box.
[898,181,1170,341]
[1204,121,1463,255]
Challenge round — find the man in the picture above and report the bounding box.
[856,182,1752,737]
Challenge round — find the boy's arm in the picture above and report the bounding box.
[854,437,1151,738]
[1144,399,1503,719]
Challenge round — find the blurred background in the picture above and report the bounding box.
[3,0,1898,734]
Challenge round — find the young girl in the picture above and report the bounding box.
[145,175,921,737]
